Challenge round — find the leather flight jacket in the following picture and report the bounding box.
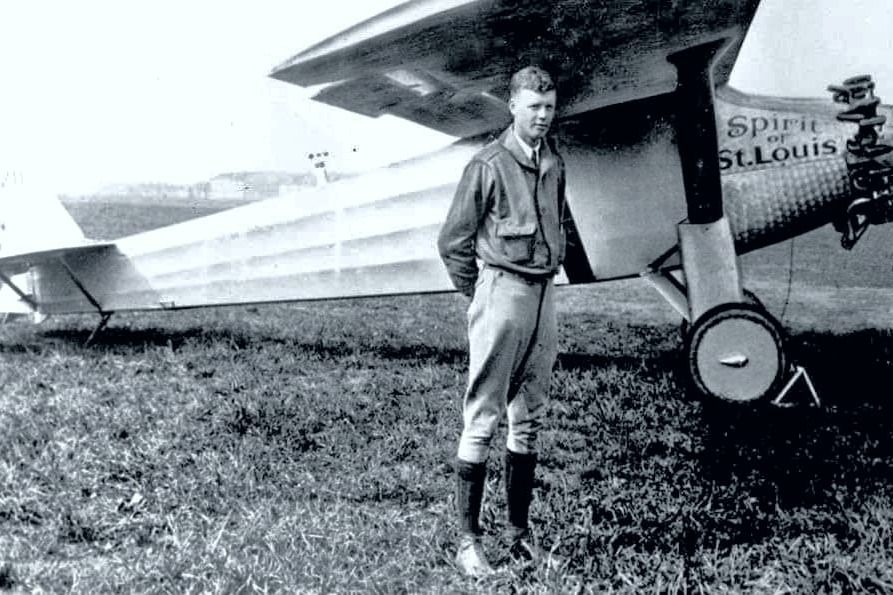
[438,126,567,296]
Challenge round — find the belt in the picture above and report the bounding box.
[484,264,555,284]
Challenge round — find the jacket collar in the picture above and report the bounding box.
[499,126,556,174]
[512,126,540,161]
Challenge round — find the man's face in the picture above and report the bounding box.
[509,88,557,146]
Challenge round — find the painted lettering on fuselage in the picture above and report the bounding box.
[716,103,845,174]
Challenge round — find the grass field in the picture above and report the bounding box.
[0,198,892,592]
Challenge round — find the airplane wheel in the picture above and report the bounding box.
[680,289,763,342]
[685,303,787,404]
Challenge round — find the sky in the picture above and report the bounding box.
[1,0,891,194]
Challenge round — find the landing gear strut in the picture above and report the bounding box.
[667,39,791,404]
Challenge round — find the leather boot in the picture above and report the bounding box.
[505,450,564,568]
[505,449,537,544]
[454,459,492,576]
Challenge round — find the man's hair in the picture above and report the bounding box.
[509,66,555,98]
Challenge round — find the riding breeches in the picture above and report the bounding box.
[457,266,558,463]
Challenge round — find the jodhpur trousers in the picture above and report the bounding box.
[457,266,558,464]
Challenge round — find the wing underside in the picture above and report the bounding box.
[0,243,115,271]
[0,243,117,314]
[271,0,762,137]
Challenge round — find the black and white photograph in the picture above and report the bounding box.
[2,0,893,591]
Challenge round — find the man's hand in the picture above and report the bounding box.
[459,278,477,301]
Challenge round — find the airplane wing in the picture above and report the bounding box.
[0,178,120,312]
[270,0,762,137]
[0,243,116,272]
[0,242,117,315]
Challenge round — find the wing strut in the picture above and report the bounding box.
[58,256,114,345]
[85,312,113,347]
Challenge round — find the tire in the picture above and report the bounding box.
[685,303,787,404]
[679,289,764,343]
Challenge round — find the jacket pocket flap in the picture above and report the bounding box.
[495,221,536,237]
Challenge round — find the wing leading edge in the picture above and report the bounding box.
[271,0,763,137]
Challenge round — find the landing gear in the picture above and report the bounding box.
[679,288,763,340]
[685,303,787,403]
[664,39,802,407]
[674,289,789,404]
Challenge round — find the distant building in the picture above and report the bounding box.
[83,171,318,201]
[93,182,194,199]
[210,171,318,200]
[277,183,305,199]
[207,177,247,200]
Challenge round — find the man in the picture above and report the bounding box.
[437,65,566,576]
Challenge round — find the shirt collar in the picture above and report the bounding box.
[512,126,541,162]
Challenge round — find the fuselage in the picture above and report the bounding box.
[25,86,892,315]
[558,85,877,281]
[717,86,865,252]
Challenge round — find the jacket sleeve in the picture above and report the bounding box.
[437,159,492,296]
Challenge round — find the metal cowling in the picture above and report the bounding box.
[722,158,851,254]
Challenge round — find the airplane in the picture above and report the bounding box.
[1,0,891,406]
